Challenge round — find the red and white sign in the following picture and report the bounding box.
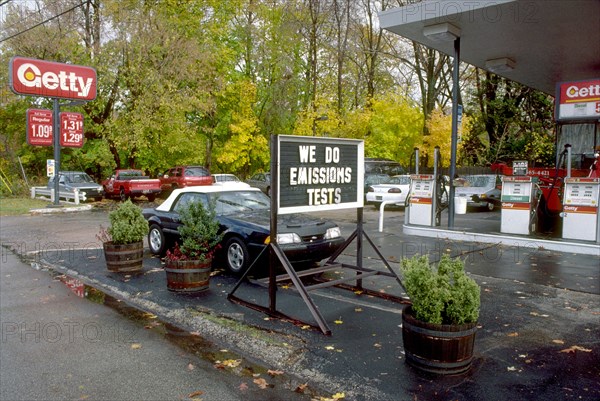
[26,109,53,146]
[60,112,84,147]
[555,78,600,121]
[9,57,97,101]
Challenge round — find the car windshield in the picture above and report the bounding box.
[211,190,270,215]
[366,175,391,185]
[69,173,94,183]
[216,175,239,182]
[120,170,143,178]
[389,176,410,185]
[185,167,209,177]
[463,176,494,187]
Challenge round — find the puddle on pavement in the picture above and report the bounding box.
[51,272,315,398]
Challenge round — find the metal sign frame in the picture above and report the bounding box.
[228,135,407,335]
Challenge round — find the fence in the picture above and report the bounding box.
[30,187,86,204]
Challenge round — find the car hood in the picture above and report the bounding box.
[223,209,336,233]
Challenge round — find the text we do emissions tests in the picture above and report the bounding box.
[277,135,364,214]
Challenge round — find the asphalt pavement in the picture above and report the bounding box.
[1,204,599,401]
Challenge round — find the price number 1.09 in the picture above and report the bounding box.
[26,109,53,146]
[60,112,84,148]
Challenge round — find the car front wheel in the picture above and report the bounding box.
[148,224,167,255]
[225,237,249,275]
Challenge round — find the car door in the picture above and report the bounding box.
[163,192,209,236]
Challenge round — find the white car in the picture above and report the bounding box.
[212,174,250,187]
[454,174,501,211]
[366,174,411,208]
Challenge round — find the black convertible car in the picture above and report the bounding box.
[142,185,345,275]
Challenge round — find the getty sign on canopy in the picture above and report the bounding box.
[9,57,97,101]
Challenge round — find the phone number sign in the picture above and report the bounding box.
[60,112,84,147]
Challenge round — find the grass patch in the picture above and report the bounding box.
[0,197,50,216]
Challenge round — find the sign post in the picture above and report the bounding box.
[9,57,96,206]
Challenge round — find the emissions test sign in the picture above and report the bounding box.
[277,135,364,214]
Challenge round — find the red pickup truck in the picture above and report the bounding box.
[102,169,162,202]
[159,166,212,193]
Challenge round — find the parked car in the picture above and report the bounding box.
[454,174,502,211]
[212,173,250,187]
[102,169,162,202]
[364,158,405,175]
[142,185,345,275]
[366,174,411,209]
[245,172,271,196]
[363,173,391,200]
[159,166,212,193]
[47,171,104,201]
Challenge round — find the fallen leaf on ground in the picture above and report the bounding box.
[507,366,517,371]
[552,339,565,344]
[238,382,248,391]
[253,378,270,389]
[188,390,203,398]
[130,343,142,349]
[295,383,308,393]
[267,369,284,376]
[354,308,362,312]
[559,345,592,353]
[507,332,519,337]
[334,319,343,325]
[187,363,195,371]
[325,345,335,351]
[215,359,241,369]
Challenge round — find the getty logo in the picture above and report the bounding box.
[16,62,94,99]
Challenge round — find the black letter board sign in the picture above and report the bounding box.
[277,135,364,214]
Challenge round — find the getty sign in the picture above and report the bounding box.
[9,57,97,101]
[277,135,364,214]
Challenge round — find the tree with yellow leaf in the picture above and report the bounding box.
[422,109,469,168]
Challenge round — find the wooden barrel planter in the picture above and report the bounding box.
[165,258,211,293]
[103,241,144,273]
[402,305,477,375]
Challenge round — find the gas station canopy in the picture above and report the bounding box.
[378,0,600,95]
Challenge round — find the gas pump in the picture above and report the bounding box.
[407,174,436,226]
[500,176,539,235]
[562,177,600,242]
[406,147,444,227]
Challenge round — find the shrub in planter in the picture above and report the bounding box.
[401,254,480,325]
[99,199,148,273]
[400,254,481,375]
[164,200,223,293]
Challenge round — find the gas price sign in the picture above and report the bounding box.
[26,109,53,146]
[60,112,84,147]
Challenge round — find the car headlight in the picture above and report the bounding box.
[277,233,302,244]
[324,227,341,239]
